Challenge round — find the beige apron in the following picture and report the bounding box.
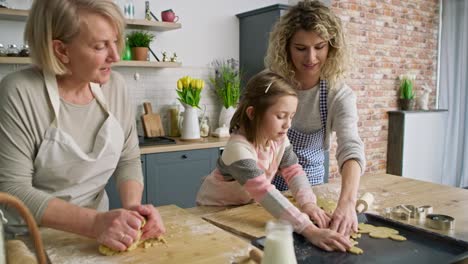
[196,137,282,206]
[5,71,124,232]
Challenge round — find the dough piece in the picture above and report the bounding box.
[348,246,364,255]
[98,219,167,256]
[6,240,38,264]
[284,194,337,214]
[349,239,359,246]
[316,197,337,214]
[358,223,377,234]
[369,231,390,239]
[350,232,361,239]
[374,227,398,235]
[389,234,407,241]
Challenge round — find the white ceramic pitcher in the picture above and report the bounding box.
[180,104,200,140]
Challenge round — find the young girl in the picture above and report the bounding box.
[197,71,350,252]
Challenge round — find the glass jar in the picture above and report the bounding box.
[6,44,19,57]
[199,116,210,138]
[261,220,297,264]
[0,44,7,57]
[18,44,30,57]
[168,104,180,137]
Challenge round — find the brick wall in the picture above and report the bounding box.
[328,0,440,178]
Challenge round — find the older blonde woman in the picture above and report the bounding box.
[0,0,164,251]
[266,0,366,236]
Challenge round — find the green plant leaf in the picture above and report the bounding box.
[126,31,155,48]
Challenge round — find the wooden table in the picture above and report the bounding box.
[39,205,255,264]
[191,173,468,241]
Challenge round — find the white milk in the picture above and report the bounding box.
[261,220,297,264]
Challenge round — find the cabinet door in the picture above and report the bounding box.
[106,156,147,209]
[146,148,219,208]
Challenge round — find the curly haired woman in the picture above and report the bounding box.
[265,0,366,236]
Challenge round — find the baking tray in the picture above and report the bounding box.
[252,213,468,264]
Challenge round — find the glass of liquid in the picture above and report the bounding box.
[261,220,297,264]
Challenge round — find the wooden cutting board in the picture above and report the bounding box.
[141,102,165,137]
[41,205,253,264]
[202,185,342,240]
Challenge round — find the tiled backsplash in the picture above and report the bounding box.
[0,65,222,137]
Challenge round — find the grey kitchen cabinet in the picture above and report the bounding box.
[106,156,147,210]
[145,148,219,208]
[236,4,289,88]
[387,110,448,184]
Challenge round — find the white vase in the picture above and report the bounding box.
[180,104,200,140]
[218,106,236,128]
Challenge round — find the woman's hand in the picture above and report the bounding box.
[92,209,144,251]
[301,203,331,228]
[330,201,358,236]
[128,204,166,240]
[301,224,351,252]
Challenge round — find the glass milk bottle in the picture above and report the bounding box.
[261,220,297,264]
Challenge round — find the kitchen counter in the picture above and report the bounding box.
[139,136,228,154]
[17,174,467,263]
[188,173,468,242]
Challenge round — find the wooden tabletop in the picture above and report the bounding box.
[190,173,468,242]
[39,205,255,264]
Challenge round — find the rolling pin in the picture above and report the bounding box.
[7,240,37,264]
[249,248,263,264]
[355,192,374,213]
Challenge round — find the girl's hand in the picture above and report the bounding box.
[92,209,144,251]
[301,203,331,228]
[128,204,166,240]
[330,201,358,236]
[302,224,351,252]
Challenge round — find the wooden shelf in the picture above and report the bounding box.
[0,57,181,68]
[0,8,181,31]
[114,61,181,68]
[126,19,181,31]
[0,8,28,21]
[0,57,31,64]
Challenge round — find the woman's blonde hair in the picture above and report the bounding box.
[230,70,297,147]
[265,0,349,88]
[24,0,125,75]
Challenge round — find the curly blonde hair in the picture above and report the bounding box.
[265,0,349,89]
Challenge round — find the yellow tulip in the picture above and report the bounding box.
[177,79,183,90]
[186,76,192,87]
[200,80,205,89]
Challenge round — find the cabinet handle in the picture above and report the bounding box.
[181,154,188,159]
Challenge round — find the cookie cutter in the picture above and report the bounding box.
[385,204,433,221]
[425,214,455,230]
[419,205,433,214]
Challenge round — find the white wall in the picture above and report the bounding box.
[0,0,288,135]
[1,0,288,66]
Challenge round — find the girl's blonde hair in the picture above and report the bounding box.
[24,0,125,75]
[230,70,297,147]
[265,0,349,88]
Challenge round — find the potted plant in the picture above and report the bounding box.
[126,31,155,61]
[398,74,416,110]
[210,58,241,128]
